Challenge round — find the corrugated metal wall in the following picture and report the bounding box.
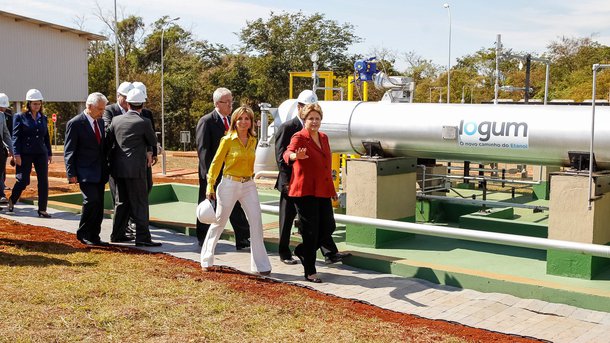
[0,16,88,102]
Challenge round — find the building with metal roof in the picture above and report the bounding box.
[0,10,106,106]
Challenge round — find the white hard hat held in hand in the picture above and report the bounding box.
[25,89,43,101]
[297,89,318,105]
[196,199,217,224]
[117,81,134,96]
[126,88,146,104]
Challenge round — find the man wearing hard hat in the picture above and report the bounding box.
[106,88,160,247]
[103,82,135,238]
[132,82,158,192]
[274,89,350,264]
[0,93,13,205]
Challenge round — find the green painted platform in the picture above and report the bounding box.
[48,183,610,313]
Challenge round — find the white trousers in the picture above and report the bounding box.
[200,178,271,272]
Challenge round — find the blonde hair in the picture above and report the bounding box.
[300,103,323,121]
[229,106,257,137]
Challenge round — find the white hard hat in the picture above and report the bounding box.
[0,93,8,108]
[126,88,146,104]
[25,89,44,101]
[297,89,318,105]
[196,199,217,224]
[132,81,147,98]
[117,81,134,96]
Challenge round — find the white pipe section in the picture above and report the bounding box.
[260,204,610,259]
[254,171,279,179]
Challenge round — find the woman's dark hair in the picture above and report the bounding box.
[25,101,44,114]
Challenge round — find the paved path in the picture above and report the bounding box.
[3,205,610,343]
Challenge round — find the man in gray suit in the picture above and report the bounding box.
[0,93,13,205]
[106,88,160,247]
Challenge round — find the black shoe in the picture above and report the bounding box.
[80,238,110,247]
[7,198,14,212]
[135,240,162,247]
[125,227,135,235]
[236,242,250,251]
[111,235,135,243]
[334,252,352,259]
[280,257,298,265]
[305,274,322,283]
[325,253,347,264]
[37,210,52,218]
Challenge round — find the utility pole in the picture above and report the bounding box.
[494,34,501,105]
[524,54,531,104]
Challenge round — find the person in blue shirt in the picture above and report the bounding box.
[7,89,53,217]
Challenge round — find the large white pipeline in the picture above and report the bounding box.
[255,100,610,171]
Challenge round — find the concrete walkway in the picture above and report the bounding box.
[2,205,610,343]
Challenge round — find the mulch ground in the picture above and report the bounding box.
[0,217,542,342]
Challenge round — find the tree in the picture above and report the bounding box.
[238,11,362,106]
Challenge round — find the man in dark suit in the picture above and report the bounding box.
[195,87,250,249]
[103,81,135,238]
[64,93,110,246]
[0,93,13,204]
[107,88,161,247]
[274,89,350,264]
[132,82,158,193]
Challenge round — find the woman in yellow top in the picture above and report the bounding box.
[200,106,271,275]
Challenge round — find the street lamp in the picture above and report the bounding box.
[114,0,119,92]
[443,3,451,104]
[428,86,443,103]
[160,16,180,176]
[311,51,319,92]
[461,85,473,104]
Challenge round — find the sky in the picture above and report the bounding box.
[2,0,610,71]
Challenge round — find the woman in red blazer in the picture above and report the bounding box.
[283,103,336,283]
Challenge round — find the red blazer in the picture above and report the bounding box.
[283,128,336,198]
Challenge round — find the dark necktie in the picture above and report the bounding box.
[223,117,229,131]
[94,121,101,144]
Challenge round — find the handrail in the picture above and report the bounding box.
[259,203,610,258]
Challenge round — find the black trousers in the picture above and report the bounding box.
[279,190,338,259]
[77,182,105,242]
[0,147,7,198]
[293,196,335,277]
[197,177,250,246]
[109,165,152,232]
[111,177,151,242]
[10,153,48,211]
[278,191,297,259]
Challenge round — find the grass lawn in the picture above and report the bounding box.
[0,218,536,342]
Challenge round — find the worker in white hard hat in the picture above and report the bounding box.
[103,81,135,237]
[106,88,161,247]
[0,93,14,205]
[7,89,53,217]
[273,89,350,264]
[103,81,133,129]
[131,81,158,192]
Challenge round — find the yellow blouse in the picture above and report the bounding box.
[206,131,257,194]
